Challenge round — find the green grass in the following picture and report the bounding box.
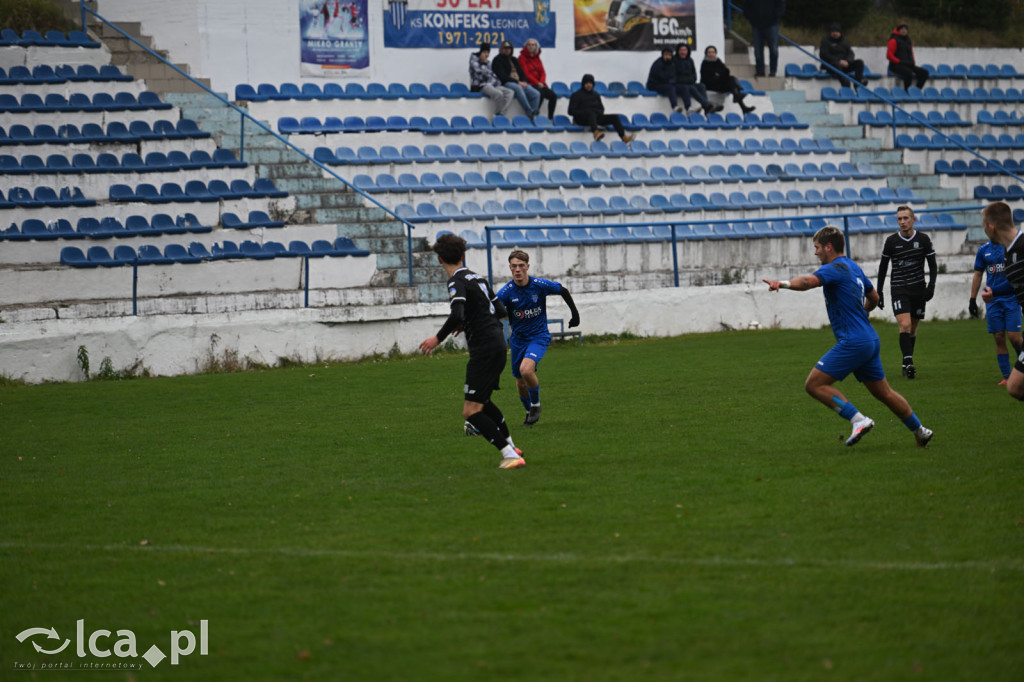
[2,320,1023,681]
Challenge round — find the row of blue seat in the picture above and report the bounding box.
[0,149,244,175]
[237,79,761,103]
[353,161,881,194]
[109,179,286,203]
[0,29,100,48]
[60,238,368,267]
[0,64,131,84]
[978,111,1024,126]
[824,86,1024,104]
[974,185,1024,201]
[0,91,171,113]
[394,186,919,223]
[896,133,1024,150]
[857,110,970,128]
[787,63,1020,80]
[279,111,807,136]
[0,211,285,242]
[934,158,1024,176]
[452,213,965,247]
[1,186,92,208]
[1,214,210,240]
[0,120,209,146]
[316,137,846,167]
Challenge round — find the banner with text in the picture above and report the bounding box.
[384,0,556,49]
[574,0,696,51]
[300,0,370,77]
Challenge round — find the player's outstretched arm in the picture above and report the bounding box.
[763,275,821,292]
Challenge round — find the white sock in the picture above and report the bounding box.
[852,412,868,424]
[501,444,520,459]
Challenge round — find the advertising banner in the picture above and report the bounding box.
[300,0,370,77]
[384,0,556,49]
[574,0,696,51]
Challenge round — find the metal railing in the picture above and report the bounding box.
[481,205,982,289]
[77,0,419,309]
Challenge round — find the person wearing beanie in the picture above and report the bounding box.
[819,22,865,91]
[468,42,514,118]
[646,47,690,112]
[886,22,928,90]
[675,43,724,115]
[518,38,558,119]
[700,45,755,114]
[492,39,541,120]
[567,74,636,144]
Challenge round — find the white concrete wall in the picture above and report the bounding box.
[92,0,727,94]
[0,279,975,383]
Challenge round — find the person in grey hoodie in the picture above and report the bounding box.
[468,42,514,118]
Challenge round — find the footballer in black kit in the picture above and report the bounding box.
[876,206,937,378]
[419,233,526,469]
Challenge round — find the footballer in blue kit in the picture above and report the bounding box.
[496,250,580,426]
[970,240,1023,383]
[764,225,933,447]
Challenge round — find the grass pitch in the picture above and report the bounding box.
[2,319,1022,681]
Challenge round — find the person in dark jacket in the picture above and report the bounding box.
[886,22,928,90]
[492,40,541,119]
[567,74,636,143]
[744,0,785,77]
[699,45,754,114]
[819,22,864,91]
[674,43,722,115]
[646,47,690,112]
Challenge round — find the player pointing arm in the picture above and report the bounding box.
[763,225,933,448]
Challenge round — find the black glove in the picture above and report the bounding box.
[968,298,979,318]
[926,284,935,302]
[877,291,885,310]
[568,313,580,328]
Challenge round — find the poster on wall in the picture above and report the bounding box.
[299,0,370,77]
[384,0,555,49]
[574,0,695,51]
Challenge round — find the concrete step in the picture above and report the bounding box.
[910,188,963,201]
[813,124,861,139]
[769,90,810,105]
[842,138,884,151]
[888,174,941,189]
[854,149,905,164]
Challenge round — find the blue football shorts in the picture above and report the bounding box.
[816,338,885,383]
[986,297,1023,334]
[510,336,550,378]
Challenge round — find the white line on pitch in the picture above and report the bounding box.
[1,541,1021,573]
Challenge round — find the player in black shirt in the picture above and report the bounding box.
[980,201,1024,400]
[419,234,525,469]
[876,206,937,379]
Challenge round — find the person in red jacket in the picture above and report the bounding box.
[886,22,928,90]
[518,38,557,119]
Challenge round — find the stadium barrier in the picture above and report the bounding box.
[477,205,981,290]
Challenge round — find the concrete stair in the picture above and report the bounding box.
[164,94,437,299]
[769,89,981,242]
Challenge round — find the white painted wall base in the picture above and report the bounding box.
[0,279,974,384]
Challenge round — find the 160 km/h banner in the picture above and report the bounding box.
[574,0,696,51]
[384,0,556,49]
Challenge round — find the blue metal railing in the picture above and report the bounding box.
[77,1,419,306]
[481,205,982,290]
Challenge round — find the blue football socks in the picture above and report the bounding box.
[901,413,922,431]
[832,396,860,422]
[997,352,1011,378]
[528,385,540,407]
